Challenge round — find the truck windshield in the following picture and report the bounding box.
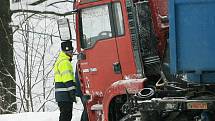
[80,4,112,48]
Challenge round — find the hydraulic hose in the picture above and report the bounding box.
[136,87,155,99]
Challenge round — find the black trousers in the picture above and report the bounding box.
[58,102,73,121]
[80,96,89,121]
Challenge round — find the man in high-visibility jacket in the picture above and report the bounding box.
[54,41,76,121]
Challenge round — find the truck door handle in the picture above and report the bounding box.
[113,62,121,74]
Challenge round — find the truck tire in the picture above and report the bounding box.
[140,111,161,121]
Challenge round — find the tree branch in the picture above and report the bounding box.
[29,0,47,6]
[11,9,76,16]
[47,0,73,7]
[29,0,74,6]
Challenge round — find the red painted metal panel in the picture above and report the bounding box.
[115,0,137,78]
[84,39,123,93]
[149,0,169,57]
[75,1,126,120]
[77,39,123,120]
[103,79,146,121]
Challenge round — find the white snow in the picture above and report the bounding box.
[112,78,146,87]
[0,111,81,121]
[0,99,83,121]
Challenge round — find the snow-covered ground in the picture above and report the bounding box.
[0,98,83,121]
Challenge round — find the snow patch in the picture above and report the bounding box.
[112,79,146,87]
[0,98,84,121]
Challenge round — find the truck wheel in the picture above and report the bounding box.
[108,95,127,121]
[170,113,189,121]
[140,111,161,121]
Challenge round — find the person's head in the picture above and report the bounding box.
[61,41,74,58]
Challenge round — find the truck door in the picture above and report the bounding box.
[78,3,124,96]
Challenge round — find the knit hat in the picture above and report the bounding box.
[61,41,73,52]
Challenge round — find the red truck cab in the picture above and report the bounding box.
[75,0,143,120]
[73,0,168,120]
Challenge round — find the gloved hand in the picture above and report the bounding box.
[70,93,77,103]
[81,95,90,104]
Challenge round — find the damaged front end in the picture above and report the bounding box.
[120,84,215,121]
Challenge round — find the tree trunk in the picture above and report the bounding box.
[0,0,16,114]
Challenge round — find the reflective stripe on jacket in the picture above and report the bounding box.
[54,51,76,102]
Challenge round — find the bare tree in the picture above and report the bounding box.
[0,0,77,114]
[13,14,60,112]
[0,0,16,114]
[9,0,76,112]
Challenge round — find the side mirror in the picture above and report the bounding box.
[57,18,72,41]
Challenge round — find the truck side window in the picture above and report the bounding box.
[113,2,124,36]
[80,4,112,49]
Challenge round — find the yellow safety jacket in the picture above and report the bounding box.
[54,51,76,102]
